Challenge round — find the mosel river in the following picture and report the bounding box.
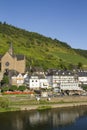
[0,106,87,130]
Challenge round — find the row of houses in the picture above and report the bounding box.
[11,73,49,89]
[10,69,87,92]
[0,44,86,93]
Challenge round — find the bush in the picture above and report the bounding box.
[81,85,87,91]
[1,86,9,92]
[9,85,17,91]
[17,85,26,91]
[0,98,9,108]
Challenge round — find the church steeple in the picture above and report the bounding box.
[8,42,13,55]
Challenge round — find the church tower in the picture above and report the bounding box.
[0,42,26,73]
[8,42,13,56]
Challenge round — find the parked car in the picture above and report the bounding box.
[53,88,60,93]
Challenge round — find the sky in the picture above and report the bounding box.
[0,0,87,50]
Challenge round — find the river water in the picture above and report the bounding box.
[0,106,87,130]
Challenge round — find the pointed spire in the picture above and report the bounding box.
[8,42,13,55]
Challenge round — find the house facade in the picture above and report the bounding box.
[29,75,49,89]
[29,76,40,89]
[11,73,24,86]
[46,70,82,91]
[77,70,87,84]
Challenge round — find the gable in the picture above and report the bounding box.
[1,52,13,61]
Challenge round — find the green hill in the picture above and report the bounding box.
[0,21,87,70]
[74,49,87,59]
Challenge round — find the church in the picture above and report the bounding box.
[0,43,26,74]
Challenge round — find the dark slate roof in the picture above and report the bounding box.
[7,70,19,77]
[16,55,25,60]
[47,69,74,76]
[77,71,87,77]
[31,67,44,72]
[30,73,46,79]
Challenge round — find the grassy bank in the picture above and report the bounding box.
[1,94,87,112]
[37,105,52,110]
[0,107,20,113]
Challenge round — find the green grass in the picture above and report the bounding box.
[1,94,87,112]
[0,22,87,69]
[0,107,20,113]
[37,105,51,110]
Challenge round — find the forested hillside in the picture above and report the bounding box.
[74,49,87,59]
[0,22,87,70]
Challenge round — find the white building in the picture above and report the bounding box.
[39,79,49,89]
[46,70,82,91]
[77,70,87,84]
[60,82,82,91]
[23,73,29,85]
[29,75,49,89]
[11,73,24,86]
[29,76,40,89]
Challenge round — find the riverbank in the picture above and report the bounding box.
[19,96,87,111]
[1,95,87,112]
[19,102,87,111]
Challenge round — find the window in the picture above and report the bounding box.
[5,62,10,66]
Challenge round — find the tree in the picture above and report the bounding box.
[77,62,83,69]
[9,85,17,91]
[3,21,7,25]
[81,84,87,91]
[1,86,9,92]
[68,63,74,70]
[0,21,2,24]
[1,75,9,86]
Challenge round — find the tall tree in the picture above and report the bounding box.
[77,62,83,69]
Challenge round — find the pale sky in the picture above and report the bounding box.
[0,0,87,49]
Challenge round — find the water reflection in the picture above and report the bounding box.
[0,106,87,130]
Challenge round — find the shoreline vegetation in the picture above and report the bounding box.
[1,94,87,112]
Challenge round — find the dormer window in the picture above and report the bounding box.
[62,72,64,75]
